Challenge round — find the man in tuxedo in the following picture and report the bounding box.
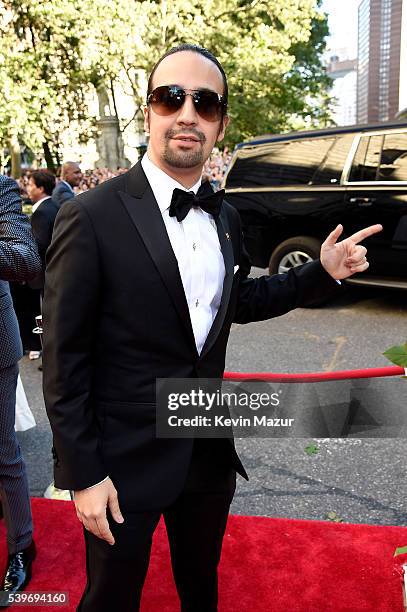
[51,162,82,207]
[42,44,382,612]
[0,174,41,599]
[26,169,59,291]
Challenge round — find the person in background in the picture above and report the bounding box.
[9,282,42,360]
[26,169,58,290]
[0,174,41,600]
[52,162,82,207]
[26,169,69,498]
[10,170,57,363]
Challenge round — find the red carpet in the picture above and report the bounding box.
[1,497,406,611]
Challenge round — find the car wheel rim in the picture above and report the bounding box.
[278,250,314,274]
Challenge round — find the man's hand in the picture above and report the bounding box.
[73,477,124,545]
[320,224,383,280]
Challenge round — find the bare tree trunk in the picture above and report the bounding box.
[43,141,56,172]
[9,135,21,178]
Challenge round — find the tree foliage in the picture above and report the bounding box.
[84,0,334,145]
[0,0,334,171]
[0,0,96,172]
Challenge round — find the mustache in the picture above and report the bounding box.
[165,128,206,143]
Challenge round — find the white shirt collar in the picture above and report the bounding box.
[141,153,201,214]
[31,195,51,213]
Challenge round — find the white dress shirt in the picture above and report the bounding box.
[83,155,226,491]
[141,153,225,355]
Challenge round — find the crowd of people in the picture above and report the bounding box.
[16,147,232,202]
[15,166,126,201]
[203,146,232,189]
[75,167,128,192]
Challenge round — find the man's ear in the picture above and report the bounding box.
[143,106,150,134]
[217,115,230,142]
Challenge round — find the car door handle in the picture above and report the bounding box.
[349,197,376,207]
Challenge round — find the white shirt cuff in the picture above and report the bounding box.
[85,476,109,490]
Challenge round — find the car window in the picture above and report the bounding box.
[348,135,383,181]
[225,137,335,188]
[310,134,354,185]
[377,132,407,181]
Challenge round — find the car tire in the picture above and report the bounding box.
[269,236,322,276]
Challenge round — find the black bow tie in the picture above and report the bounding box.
[169,181,225,222]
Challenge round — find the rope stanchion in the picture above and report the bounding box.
[223,365,405,383]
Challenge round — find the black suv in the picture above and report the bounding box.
[222,121,407,290]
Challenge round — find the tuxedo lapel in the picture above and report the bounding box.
[200,204,234,358]
[118,162,198,355]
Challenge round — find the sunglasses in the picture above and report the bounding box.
[147,85,227,122]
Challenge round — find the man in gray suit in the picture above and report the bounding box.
[52,162,82,208]
[0,174,41,600]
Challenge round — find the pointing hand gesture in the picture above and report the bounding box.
[320,224,383,280]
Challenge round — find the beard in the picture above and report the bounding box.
[162,128,207,168]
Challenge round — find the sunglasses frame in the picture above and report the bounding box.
[147,85,228,122]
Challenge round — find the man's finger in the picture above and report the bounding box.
[84,516,113,544]
[95,516,115,545]
[348,224,383,244]
[345,245,367,265]
[108,493,124,524]
[323,224,343,247]
[350,261,369,274]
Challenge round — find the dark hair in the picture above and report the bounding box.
[147,44,228,111]
[29,169,56,196]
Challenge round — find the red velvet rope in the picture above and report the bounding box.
[223,366,405,383]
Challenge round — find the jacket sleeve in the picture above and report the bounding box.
[42,198,108,490]
[0,175,41,282]
[231,209,343,324]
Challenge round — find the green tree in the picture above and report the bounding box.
[0,0,334,174]
[81,0,334,147]
[0,0,95,174]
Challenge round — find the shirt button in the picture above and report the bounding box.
[195,299,199,307]
[192,242,196,250]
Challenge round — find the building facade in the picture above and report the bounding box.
[326,51,357,125]
[357,0,404,123]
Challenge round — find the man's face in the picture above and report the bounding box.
[64,163,82,187]
[27,177,44,204]
[143,51,229,174]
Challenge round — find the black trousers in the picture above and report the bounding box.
[77,439,237,612]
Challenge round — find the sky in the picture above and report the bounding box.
[322,0,360,58]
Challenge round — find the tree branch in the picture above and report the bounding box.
[214,0,261,21]
[121,105,141,132]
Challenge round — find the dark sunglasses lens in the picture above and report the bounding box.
[194,91,223,121]
[150,86,224,121]
[150,86,184,115]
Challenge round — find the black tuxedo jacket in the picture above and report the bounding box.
[42,161,340,512]
[29,196,59,290]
